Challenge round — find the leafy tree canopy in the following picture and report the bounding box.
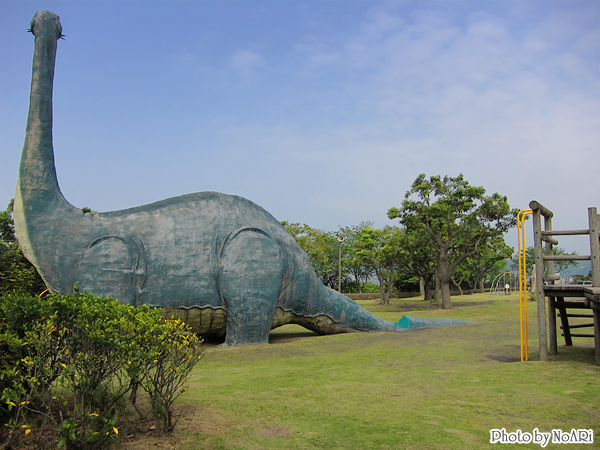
[388,173,518,308]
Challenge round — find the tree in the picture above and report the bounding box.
[0,200,45,295]
[355,226,406,305]
[573,271,592,283]
[388,174,518,309]
[399,227,438,300]
[281,221,341,289]
[449,259,471,296]
[337,222,374,293]
[463,235,514,293]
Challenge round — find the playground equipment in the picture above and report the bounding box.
[529,201,600,365]
[517,209,533,361]
[489,272,518,296]
[395,316,471,330]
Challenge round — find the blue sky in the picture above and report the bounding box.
[1,0,599,256]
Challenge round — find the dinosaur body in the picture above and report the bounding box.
[14,11,397,345]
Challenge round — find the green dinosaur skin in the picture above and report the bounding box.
[14,11,396,346]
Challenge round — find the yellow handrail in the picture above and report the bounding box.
[518,209,532,361]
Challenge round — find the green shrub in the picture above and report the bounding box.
[137,317,204,431]
[0,292,204,449]
[362,282,380,294]
[0,201,46,296]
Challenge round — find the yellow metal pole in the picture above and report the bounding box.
[521,210,532,359]
[518,210,524,361]
[522,210,532,360]
[518,209,532,361]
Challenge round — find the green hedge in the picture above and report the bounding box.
[0,291,204,449]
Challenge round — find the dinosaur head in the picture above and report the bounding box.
[29,10,63,40]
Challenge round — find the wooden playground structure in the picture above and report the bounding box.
[528,201,600,365]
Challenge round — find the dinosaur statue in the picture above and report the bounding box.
[14,10,398,346]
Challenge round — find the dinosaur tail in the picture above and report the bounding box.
[283,282,396,335]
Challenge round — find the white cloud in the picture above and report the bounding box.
[229,50,265,79]
[239,2,599,243]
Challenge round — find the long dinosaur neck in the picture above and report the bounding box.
[16,11,65,203]
[14,11,72,276]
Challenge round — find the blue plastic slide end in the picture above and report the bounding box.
[395,315,472,331]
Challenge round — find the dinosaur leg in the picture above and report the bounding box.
[219,229,283,346]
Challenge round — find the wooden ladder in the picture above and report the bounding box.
[557,310,594,342]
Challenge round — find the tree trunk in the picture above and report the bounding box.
[451,275,464,296]
[356,276,363,293]
[433,263,442,302]
[478,278,485,293]
[472,271,485,293]
[440,279,452,309]
[422,274,433,301]
[419,277,425,298]
[438,250,452,309]
[375,270,388,306]
[382,292,389,306]
[386,269,395,303]
[378,283,388,306]
[424,284,433,301]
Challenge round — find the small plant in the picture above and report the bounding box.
[140,319,204,431]
[56,418,77,449]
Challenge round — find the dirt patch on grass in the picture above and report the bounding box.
[454,300,495,307]
[257,426,293,438]
[485,354,521,363]
[176,405,231,436]
[119,404,231,450]
[269,330,319,344]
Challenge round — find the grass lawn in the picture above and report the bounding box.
[120,293,599,450]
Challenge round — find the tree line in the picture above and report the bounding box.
[284,174,519,309]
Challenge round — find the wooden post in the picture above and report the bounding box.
[548,296,557,354]
[593,309,600,366]
[588,208,600,365]
[531,206,548,361]
[589,208,599,286]
[544,215,557,355]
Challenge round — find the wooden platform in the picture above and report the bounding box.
[543,285,600,303]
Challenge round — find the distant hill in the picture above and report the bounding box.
[558,260,591,277]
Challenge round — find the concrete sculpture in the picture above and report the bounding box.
[14,11,399,346]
